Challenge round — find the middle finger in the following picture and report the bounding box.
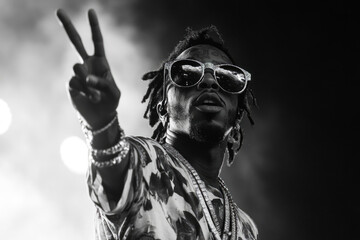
[88,9,105,57]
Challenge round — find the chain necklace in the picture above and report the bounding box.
[163,143,237,240]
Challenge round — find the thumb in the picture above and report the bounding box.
[86,74,109,91]
[88,87,101,103]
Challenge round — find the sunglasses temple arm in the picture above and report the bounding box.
[161,65,167,108]
[243,69,251,81]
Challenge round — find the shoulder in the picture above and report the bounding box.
[236,207,259,240]
[125,136,170,168]
[126,136,164,153]
[126,136,167,159]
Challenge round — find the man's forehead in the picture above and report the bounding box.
[176,44,232,64]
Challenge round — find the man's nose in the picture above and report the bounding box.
[197,71,219,91]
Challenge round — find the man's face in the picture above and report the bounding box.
[166,44,239,144]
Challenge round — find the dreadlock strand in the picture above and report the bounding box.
[248,88,258,109]
[143,87,158,119]
[142,87,153,104]
[245,108,255,125]
[142,70,160,80]
[142,75,161,103]
[236,127,244,152]
[151,123,163,141]
[143,104,150,119]
[147,80,163,127]
[227,141,235,165]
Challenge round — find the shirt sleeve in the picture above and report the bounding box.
[86,136,163,216]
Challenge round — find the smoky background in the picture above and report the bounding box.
[0,0,351,239]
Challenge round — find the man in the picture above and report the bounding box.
[57,8,258,240]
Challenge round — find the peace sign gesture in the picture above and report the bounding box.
[57,9,120,129]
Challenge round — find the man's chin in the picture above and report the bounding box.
[189,121,226,145]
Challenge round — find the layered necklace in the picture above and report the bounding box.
[163,143,237,240]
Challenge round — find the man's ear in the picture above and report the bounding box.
[157,101,167,117]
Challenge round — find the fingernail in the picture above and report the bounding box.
[86,75,97,85]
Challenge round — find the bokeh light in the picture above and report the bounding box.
[60,136,88,174]
[0,99,12,135]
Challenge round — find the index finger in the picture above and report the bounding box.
[56,9,89,60]
[88,9,105,57]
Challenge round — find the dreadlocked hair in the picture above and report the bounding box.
[227,88,257,165]
[141,25,257,159]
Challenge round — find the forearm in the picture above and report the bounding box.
[81,113,130,203]
[90,114,121,149]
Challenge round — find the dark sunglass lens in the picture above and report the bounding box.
[216,66,246,93]
[170,60,202,87]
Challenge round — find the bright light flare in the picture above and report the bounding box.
[60,136,88,174]
[0,99,12,135]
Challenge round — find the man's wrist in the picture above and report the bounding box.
[78,112,123,149]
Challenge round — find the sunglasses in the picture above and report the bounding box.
[164,59,251,94]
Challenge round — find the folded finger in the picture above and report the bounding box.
[73,63,88,80]
[68,85,87,99]
[88,9,105,57]
[68,75,88,95]
[86,74,110,91]
[57,9,89,60]
[88,87,102,103]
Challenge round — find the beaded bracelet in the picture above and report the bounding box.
[91,140,130,168]
[78,114,118,144]
[91,137,129,157]
[92,155,121,168]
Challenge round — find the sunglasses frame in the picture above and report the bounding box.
[164,59,251,95]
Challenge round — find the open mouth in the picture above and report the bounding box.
[194,93,224,113]
[199,99,221,106]
[194,93,223,106]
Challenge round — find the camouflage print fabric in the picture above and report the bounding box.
[87,136,258,240]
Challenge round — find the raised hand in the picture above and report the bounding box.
[57,9,120,129]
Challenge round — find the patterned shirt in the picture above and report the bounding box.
[87,136,258,240]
